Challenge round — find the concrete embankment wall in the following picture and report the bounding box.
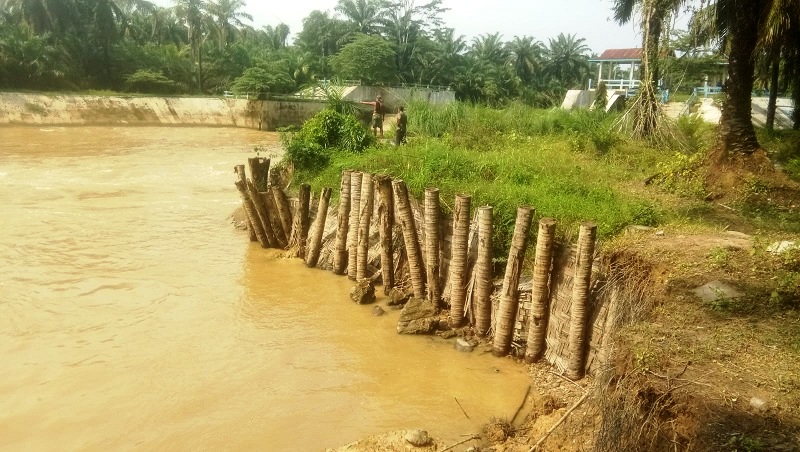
[0,92,327,130]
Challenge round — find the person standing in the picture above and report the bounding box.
[395,105,407,145]
[360,95,385,137]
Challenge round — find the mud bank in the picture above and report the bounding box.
[0,92,326,130]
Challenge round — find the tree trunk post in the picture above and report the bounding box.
[376,175,395,293]
[474,206,494,336]
[524,218,557,363]
[235,165,257,242]
[247,157,270,191]
[566,222,597,380]
[260,191,287,248]
[448,194,471,326]
[333,170,352,275]
[305,188,333,268]
[424,188,441,307]
[492,206,534,357]
[356,174,374,280]
[288,183,311,257]
[393,179,426,300]
[234,169,268,248]
[347,172,363,280]
[271,186,293,241]
[245,181,279,248]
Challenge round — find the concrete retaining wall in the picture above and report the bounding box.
[0,92,327,130]
[345,86,455,111]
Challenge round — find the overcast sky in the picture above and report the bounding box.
[152,0,694,55]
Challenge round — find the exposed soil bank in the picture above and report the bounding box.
[0,92,326,129]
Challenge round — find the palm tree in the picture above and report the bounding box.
[174,0,209,92]
[757,0,800,130]
[470,32,508,65]
[613,0,684,136]
[507,35,544,85]
[335,0,385,35]
[206,0,251,51]
[91,0,125,86]
[7,0,79,35]
[543,33,590,89]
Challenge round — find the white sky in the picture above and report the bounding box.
[152,0,694,55]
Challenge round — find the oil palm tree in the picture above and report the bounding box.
[757,0,800,130]
[470,32,508,66]
[335,0,385,35]
[174,0,209,92]
[543,33,590,89]
[507,35,544,85]
[206,0,251,51]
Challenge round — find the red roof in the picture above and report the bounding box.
[597,48,643,60]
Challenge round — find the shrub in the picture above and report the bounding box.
[281,108,374,173]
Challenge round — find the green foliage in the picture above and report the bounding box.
[299,103,660,253]
[593,81,608,111]
[675,114,714,151]
[282,108,375,174]
[330,34,396,84]
[124,69,180,94]
[231,65,295,96]
[652,151,708,198]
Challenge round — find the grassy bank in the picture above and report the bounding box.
[289,102,719,249]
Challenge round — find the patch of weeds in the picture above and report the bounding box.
[724,433,765,452]
[24,102,47,115]
[675,114,713,151]
[653,151,707,198]
[707,246,730,269]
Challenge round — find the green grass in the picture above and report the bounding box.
[287,101,800,254]
[297,104,674,252]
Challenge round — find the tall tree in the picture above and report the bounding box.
[713,0,771,154]
[335,0,385,35]
[174,0,209,92]
[206,0,251,51]
[507,35,544,85]
[543,33,590,88]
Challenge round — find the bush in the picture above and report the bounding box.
[124,69,180,94]
[281,108,375,173]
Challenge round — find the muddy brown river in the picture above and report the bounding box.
[0,126,531,451]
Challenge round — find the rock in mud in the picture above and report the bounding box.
[387,287,411,306]
[372,306,385,316]
[350,279,376,305]
[454,338,474,352]
[397,298,437,335]
[403,429,432,447]
[692,280,743,303]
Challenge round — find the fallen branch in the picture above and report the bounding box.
[510,385,532,424]
[454,397,470,420]
[547,370,585,393]
[441,434,479,452]
[528,390,590,451]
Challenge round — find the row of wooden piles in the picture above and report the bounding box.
[235,159,600,380]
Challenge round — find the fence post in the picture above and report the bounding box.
[566,222,597,380]
[492,206,534,357]
[393,179,426,300]
[448,194,471,326]
[474,206,493,336]
[524,218,557,363]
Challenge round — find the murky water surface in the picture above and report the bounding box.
[0,127,531,451]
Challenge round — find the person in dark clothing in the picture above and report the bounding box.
[360,95,385,137]
[395,105,407,145]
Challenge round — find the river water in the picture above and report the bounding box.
[0,126,531,451]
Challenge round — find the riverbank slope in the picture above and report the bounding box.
[0,92,325,129]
